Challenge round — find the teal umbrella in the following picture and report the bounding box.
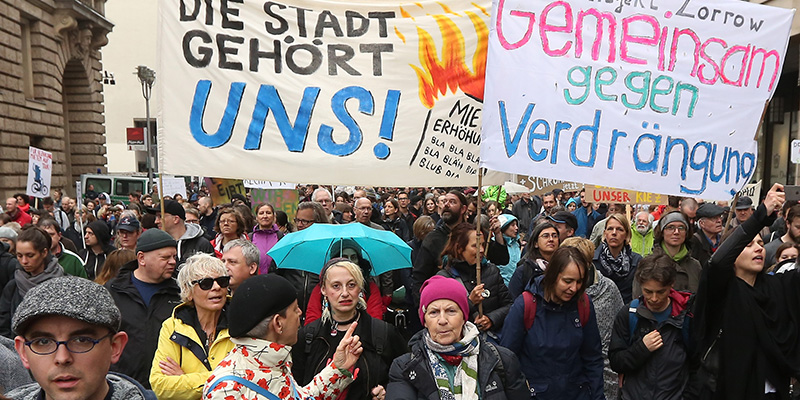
[267,223,412,275]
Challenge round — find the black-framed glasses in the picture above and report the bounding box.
[192,276,231,290]
[294,217,314,225]
[24,333,113,355]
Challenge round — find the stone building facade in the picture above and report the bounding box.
[0,0,112,199]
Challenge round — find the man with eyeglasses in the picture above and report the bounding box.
[354,198,386,231]
[104,229,182,388]
[396,191,417,228]
[311,187,340,224]
[8,276,156,399]
[635,212,701,294]
[689,203,725,269]
[278,202,327,319]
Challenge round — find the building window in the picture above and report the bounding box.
[20,18,35,99]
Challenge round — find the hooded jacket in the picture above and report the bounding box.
[585,270,625,400]
[387,329,529,400]
[609,290,692,400]
[176,223,214,269]
[150,302,234,400]
[635,244,702,294]
[106,260,182,388]
[630,227,655,257]
[7,372,156,400]
[250,223,282,274]
[500,276,605,400]
[80,220,116,280]
[0,256,65,338]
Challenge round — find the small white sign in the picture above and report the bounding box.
[75,181,82,202]
[161,176,188,199]
[26,147,52,198]
[243,180,296,190]
[737,180,762,202]
[792,140,800,164]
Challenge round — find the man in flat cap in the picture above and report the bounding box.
[105,229,182,388]
[690,202,725,268]
[7,276,156,399]
[203,274,363,400]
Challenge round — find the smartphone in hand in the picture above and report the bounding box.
[784,185,800,205]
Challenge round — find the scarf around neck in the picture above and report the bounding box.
[599,241,632,278]
[15,256,65,296]
[424,321,481,400]
[661,242,689,262]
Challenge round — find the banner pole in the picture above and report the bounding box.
[476,168,484,317]
[722,193,739,238]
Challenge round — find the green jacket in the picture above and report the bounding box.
[57,243,88,279]
[629,228,654,258]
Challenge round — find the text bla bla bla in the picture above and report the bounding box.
[428,136,479,162]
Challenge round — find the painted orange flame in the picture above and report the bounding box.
[411,11,488,109]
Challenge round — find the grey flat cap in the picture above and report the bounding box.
[12,276,121,335]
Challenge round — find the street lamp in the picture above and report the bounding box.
[136,65,156,194]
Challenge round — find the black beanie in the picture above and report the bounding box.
[136,229,177,253]
[229,274,297,338]
[87,220,111,244]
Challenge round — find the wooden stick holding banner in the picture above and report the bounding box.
[476,168,484,317]
[722,193,740,239]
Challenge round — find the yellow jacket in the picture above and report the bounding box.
[150,302,235,400]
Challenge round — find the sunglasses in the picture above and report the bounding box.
[191,276,231,290]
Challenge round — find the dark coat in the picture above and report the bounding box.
[387,330,529,400]
[105,261,181,388]
[277,269,319,317]
[593,246,643,304]
[0,242,17,295]
[500,277,604,400]
[412,222,509,305]
[508,258,546,300]
[0,280,23,338]
[437,259,513,333]
[689,232,716,270]
[690,204,800,400]
[293,310,408,400]
[609,290,692,400]
[382,216,411,242]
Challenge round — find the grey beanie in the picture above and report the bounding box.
[0,227,17,241]
[12,276,121,335]
[659,212,688,230]
[136,229,177,253]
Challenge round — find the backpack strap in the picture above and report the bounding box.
[206,375,282,400]
[304,322,322,356]
[627,299,640,345]
[371,318,388,356]
[522,291,537,331]
[485,342,507,389]
[577,293,591,327]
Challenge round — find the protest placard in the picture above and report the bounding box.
[244,181,296,190]
[26,147,52,198]
[586,186,668,205]
[737,180,762,201]
[518,176,582,196]
[481,0,793,200]
[162,176,188,198]
[204,177,247,205]
[158,0,505,186]
[250,189,300,221]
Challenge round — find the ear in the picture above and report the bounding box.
[137,251,146,267]
[109,332,129,363]
[248,263,258,276]
[14,336,31,369]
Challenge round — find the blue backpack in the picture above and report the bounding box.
[627,298,692,348]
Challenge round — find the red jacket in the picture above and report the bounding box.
[11,209,32,226]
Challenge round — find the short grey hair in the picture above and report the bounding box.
[177,253,228,303]
[245,315,274,339]
[311,188,332,202]
[223,239,260,266]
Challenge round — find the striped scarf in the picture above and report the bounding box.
[423,322,481,400]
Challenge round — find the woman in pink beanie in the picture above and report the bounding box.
[386,276,528,399]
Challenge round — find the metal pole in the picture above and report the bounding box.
[137,66,156,195]
[476,168,484,317]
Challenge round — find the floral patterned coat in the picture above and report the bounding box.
[202,337,354,400]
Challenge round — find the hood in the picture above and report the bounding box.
[667,289,692,316]
[525,275,546,296]
[87,220,112,244]
[252,223,280,234]
[566,197,578,207]
[180,222,205,241]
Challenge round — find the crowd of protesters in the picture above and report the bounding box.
[0,181,798,400]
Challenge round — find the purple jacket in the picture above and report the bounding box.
[250,224,281,274]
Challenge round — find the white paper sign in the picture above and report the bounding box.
[737,180,762,201]
[792,140,800,164]
[481,0,793,200]
[161,176,188,199]
[243,180,297,190]
[26,147,52,198]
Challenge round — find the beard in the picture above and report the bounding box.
[441,207,462,225]
[636,225,650,236]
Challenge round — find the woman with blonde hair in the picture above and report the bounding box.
[293,258,407,400]
[150,253,234,400]
[593,214,643,303]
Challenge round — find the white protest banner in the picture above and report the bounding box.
[481,0,793,200]
[243,180,297,190]
[161,176,188,198]
[737,180,762,201]
[158,0,505,186]
[26,147,52,198]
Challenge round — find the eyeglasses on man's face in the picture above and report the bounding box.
[294,217,314,226]
[24,333,113,355]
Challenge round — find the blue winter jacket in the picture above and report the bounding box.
[500,276,605,400]
[572,206,602,238]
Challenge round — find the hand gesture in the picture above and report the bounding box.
[764,183,786,215]
[469,284,486,305]
[371,385,386,400]
[474,315,493,331]
[159,356,185,376]
[642,330,663,352]
[332,322,363,371]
